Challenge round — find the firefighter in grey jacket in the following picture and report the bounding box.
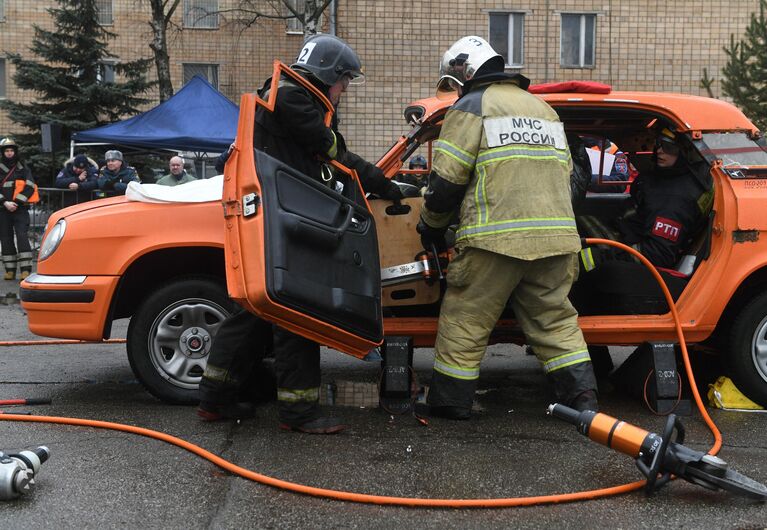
[417,37,598,420]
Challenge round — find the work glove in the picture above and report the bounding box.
[416,217,448,254]
[579,246,612,273]
[379,179,405,201]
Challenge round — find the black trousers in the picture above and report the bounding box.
[199,307,320,424]
[0,206,31,254]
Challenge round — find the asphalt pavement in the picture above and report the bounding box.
[1,275,767,529]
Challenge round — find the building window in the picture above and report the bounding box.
[183,0,219,29]
[560,13,596,68]
[0,59,5,98]
[0,0,6,22]
[98,61,115,84]
[95,0,113,25]
[489,12,524,67]
[184,63,219,89]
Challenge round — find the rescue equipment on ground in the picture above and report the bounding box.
[549,403,767,500]
[0,446,50,500]
[708,376,764,411]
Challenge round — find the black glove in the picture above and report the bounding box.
[416,218,448,253]
[579,246,608,273]
[379,180,405,201]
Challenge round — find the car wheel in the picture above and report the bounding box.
[727,291,767,407]
[127,276,235,404]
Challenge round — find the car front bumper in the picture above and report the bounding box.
[20,273,120,341]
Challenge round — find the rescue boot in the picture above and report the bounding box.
[19,270,31,280]
[278,416,348,434]
[3,270,14,281]
[546,360,599,412]
[197,400,257,422]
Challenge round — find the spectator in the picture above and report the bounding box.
[215,143,235,174]
[97,150,139,194]
[0,137,38,280]
[55,154,99,203]
[396,154,428,189]
[155,156,197,186]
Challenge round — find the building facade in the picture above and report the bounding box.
[0,0,759,161]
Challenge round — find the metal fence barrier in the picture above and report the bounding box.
[28,188,118,253]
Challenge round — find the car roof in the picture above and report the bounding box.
[408,89,758,134]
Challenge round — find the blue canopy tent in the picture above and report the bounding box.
[71,75,238,156]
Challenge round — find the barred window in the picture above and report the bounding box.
[489,12,525,68]
[183,0,219,29]
[95,0,114,25]
[184,63,219,89]
[560,13,596,68]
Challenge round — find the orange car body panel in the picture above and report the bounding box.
[21,86,767,351]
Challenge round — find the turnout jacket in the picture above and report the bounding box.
[0,159,35,206]
[421,79,580,260]
[617,161,712,269]
[254,71,397,197]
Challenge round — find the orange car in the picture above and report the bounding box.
[21,63,767,408]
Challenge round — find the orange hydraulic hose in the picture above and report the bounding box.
[586,238,722,456]
[0,238,721,507]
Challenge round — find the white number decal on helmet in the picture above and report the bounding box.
[296,42,317,64]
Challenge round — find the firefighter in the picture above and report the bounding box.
[198,34,403,433]
[416,36,599,420]
[579,127,712,270]
[0,138,37,281]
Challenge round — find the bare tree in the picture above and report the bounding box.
[146,0,182,102]
[229,0,333,37]
[139,1,331,102]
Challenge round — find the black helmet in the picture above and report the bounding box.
[292,34,364,87]
[409,155,427,169]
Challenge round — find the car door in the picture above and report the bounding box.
[223,64,383,358]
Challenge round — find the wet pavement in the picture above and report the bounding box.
[1,276,767,528]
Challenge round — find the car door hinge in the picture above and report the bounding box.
[222,193,260,219]
[222,198,241,218]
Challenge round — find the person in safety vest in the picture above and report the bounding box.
[416,36,599,420]
[197,34,403,434]
[0,138,37,281]
[578,127,712,271]
[582,136,636,193]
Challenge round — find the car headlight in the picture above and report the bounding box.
[38,219,66,261]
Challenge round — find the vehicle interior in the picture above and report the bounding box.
[380,105,715,318]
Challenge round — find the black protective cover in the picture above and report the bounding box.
[255,149,383,342]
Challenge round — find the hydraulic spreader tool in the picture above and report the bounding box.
[0,446,50,500]
[548,404,767,500]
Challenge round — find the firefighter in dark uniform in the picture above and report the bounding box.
[416,37,599,420]
[0,138,37,280]
[579,127,713,271]
[198,34,403,434]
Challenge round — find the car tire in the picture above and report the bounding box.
[727,291,767,407]
[127,276,236,404]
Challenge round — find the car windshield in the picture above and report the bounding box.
[698,132,767,168]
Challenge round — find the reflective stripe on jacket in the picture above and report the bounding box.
[421,80,580,260]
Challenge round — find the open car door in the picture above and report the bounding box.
[222,61,383,358]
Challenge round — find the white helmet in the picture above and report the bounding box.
[437,36,504,93]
